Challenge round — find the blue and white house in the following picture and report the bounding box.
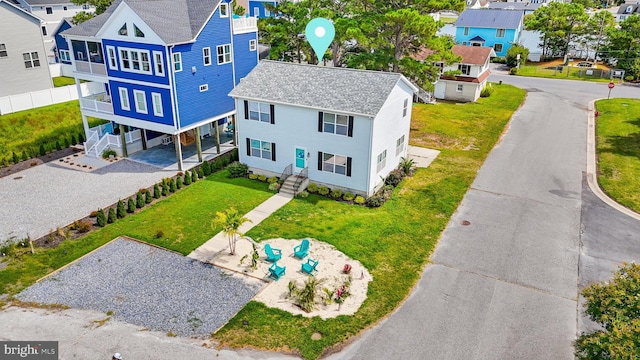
[61,0,259,170]
[52,17,73,73]
[229,61,417,197]
[455,9,524,57]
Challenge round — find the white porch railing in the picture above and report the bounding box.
[233,17,257,34]
[80,92,113,114]
[75,61,107,76]
[84,129,142,157]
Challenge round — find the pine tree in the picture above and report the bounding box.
[184,172,192,185]
[107,208,117,223]
[136,191,144,208]
[145,190,152,204]
[127,198,135,213]
[39,144,46,156]
[96,209,107,227]
[202,161,211,176]
[117,200,126,218]
[169,178,176,193]
[161,179,168,196]
[176,175,182,189]
[191,169,198,182]
[153,184,161,198]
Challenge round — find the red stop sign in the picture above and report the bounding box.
[608,82,615,89]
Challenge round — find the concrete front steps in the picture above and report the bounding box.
[280,175,309,196]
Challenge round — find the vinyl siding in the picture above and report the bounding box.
[232,31,258,84]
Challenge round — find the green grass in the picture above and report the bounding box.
[516,65,613,83]
[0,170,273,295]
[213,83,527,359]
[52,76,76,87]
[0,101,105,164]
[440,16,457,23]
[595,98,640,212]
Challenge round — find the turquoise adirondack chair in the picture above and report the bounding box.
[268,261,286,281]
[301,258,319,276]
[293,239,309,259]
[264,244,282,262]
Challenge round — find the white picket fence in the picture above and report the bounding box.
[0,82,103,116]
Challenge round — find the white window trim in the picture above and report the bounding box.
[248,101,270,122]
[322,112,349,136]
[59,49,70,62]
[249,39,257,51]
[253,6,259,17]
[106,45,117,70]
[403,99,408,117]
[200,84,209,92]
[496,28,506,38]
[265,8,271,16]
[119,87,130,111]
[459,64,470,75]
[173,52,182,72]
[203,47,211,66]
[118,47,151,75]
[376,150,387,173]
[396,135,405,157]
[153,51,164,77]
[322,152,348,175]
[456,84,463,92]
[133,90,148,114]
[249,138,273,160]
[151,92,163,117]
[217,44,232,65]
[220,2,229,17]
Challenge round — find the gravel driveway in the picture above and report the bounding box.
[17,237,265,337]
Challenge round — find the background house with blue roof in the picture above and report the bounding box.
[455,9,524,57]
[229,61,417,197]
[61,0,259,170]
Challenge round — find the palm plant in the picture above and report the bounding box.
[213,207,251,255]
[399,157,416,176]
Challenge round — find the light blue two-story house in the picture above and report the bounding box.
[455,9,523,57]
[61,0,259,170]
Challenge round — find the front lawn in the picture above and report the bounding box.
[516,64,614,83]
[52,76,76,87]
[0,171,273,295]
[594,98,640,212]
[213,84,527,359]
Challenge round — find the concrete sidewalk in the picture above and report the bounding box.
[187,193,293,263]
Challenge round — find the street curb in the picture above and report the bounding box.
[586,99,640,221]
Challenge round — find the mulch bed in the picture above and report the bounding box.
[0,147,83,179]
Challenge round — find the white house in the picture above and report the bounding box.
[0,0,53,97]
[229,61,417,197]
[418,45,494,102]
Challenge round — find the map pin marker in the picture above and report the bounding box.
[305,18,335,62]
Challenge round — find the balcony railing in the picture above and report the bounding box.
[233,17,257,34]
[75,60,106,76]
[80,92,113,114]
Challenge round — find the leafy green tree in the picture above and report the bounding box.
[506,44,530,68]
[260,0,312,63]
[213,208,251,255]
[525,3,590,59]
[70,0,112,24]
[601,15,640,79]
[576,11,615,61]
[575,262,640,359]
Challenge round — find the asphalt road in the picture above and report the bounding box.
[329,76,640,360]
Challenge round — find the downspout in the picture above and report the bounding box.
[366,115,374,197]
[169,44,184,171]
[229,9,237,87]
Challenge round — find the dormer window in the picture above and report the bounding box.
[134,24,145,37]
[118,23,127,36]
[626,6,633,13]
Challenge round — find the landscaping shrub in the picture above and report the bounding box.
[55,141,61,151]
[248,173,258,180]
[117,200,126,218]
[96,209,107,227]
[21,152,28,161]
[78,133,84,143]
[330,189,343,199]
[353,195,365,204]
[102,148,117,159]
[64,138,70,148]
[257,174,267,182]
[161,179,168,196]
[197,167,204,179]
[107,208,116,224]
[184,171,192,185]
[380,185,394,200]
[71,135,77,145]
[268,182,280,192]
[39,144,46,156]
[366,195,384,208]
[385,169,405,187]
[343,192,355,201]
[176,175,182,189]
[136,191,144,208]
[509,67,518,75]
[153,183,161,198]
[12,152,19,164]
[227,161,248,178]
[89,210,98,218]
[318,186,330,196]
[127,198,135,213]
[210,158,221,171]
[192,169,199,182]
[480,84,494,98]
[169,178,176,193]
[267,176,278,184]
[74,220,92,233]
[144,190,152,204]
[202,161,211,176]
[155,229,164,239]
[307,183,319,193]
[297,190,309,198]
[399,157,416,176]
[625,75,635,82]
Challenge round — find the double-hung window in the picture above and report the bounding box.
[248,101,270,122]
[458,64,470,75]
[203,47,211,66]
[494,43,503,53]
[403,99,409,117]
[173,52,182,72]
[118,48,151,74]
[59,49,70,62]
[217,44,231,64]
[133,90,147,114]
[106,46,117,70]
[23,52,40,68]
[152,93,163,117]
[323,153,347,175]
[119,87,130,111]
[249,39,257,51]
[396,135,405,156]
[0,44,7,57]
[376,150,387,173]
[463,27,469,35]
[153,51,164,76]
[321,112,351,136]
[247,138,276,161]
[496,28,506,38]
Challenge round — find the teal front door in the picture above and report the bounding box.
[295,147,306,169]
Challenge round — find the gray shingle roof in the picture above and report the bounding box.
[229,61,415,117]
[488,2,543,11]
[20,0,74,5]
[61,0,221,44]
[455,9,523,29]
